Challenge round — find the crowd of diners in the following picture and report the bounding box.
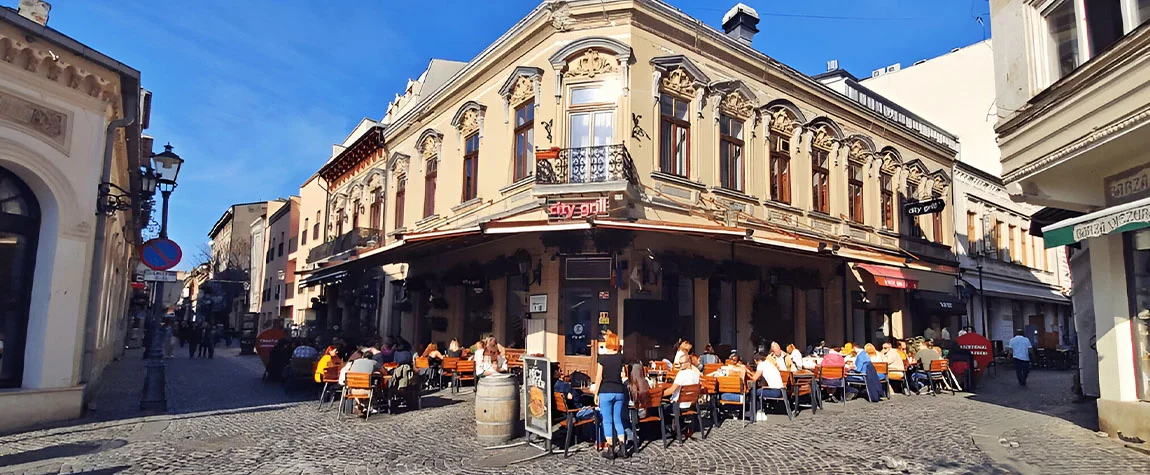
[550,333,964,458]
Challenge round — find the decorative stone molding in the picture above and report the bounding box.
[498,66,543,121]
[0,88,70,150]
[1003,106,1150,184]
[388,151,410,175]
[650,55,710,102]
[930,169,951,195]
[710,80,756,120]
[811,127,836,151]
[547,0,574,31]
[564,49,618,79]
[878,148,903,174]
[451,101,486,138]
[549,37,632,100]
[416,129,443,159]
[845,135,874,166]
[766,107,799,135]
[0,35,120,108]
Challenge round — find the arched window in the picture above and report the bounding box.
[0,165,41,388]
[764,102,803,204]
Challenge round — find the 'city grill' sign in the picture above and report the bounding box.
[1072,204,1150,241]
[547,197,609,220]
[903,198,946,216]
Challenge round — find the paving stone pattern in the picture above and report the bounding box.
[1,347,1147,475]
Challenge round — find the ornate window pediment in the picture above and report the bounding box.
[548,37,632,98]
[499,66,544,106]
[451,101,486,137]
[878,147,903,174]
[845,135,875,166]
[388,151,410,175]
[764,100,805,136]
[710,80,756,120]
[806,118,844,151]
[651,55,710,100]
[416,129,443,159]
[930,169,951,195]
[904,159,929,187]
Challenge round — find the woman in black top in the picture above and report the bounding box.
[594,331,629,459]
[445,339,463,358]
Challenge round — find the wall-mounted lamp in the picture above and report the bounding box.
[832,243,841,252]
[905,256,914,264]
[818,242,829,253]
[96,165,158,217]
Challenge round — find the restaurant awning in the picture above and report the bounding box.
[961,277,1068,303]
[910,289,966,316]
[1042,196,1150,247]
[857,263,919,289]
[298,269,347,288]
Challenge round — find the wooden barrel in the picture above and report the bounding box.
[475,375,519,445]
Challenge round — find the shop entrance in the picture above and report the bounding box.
[559,256,616,377]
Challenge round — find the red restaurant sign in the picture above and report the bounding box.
[874,275,917,289]
[547,197,609,220]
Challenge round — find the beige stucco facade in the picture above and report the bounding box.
[295,0,960,371]
[0,11,147,432]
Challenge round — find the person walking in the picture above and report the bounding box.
[187,321,202,359]
[593,330,628,459]
[198,323,216,359]
[1008,329,1033,386]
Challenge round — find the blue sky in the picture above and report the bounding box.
[37,0,988,269]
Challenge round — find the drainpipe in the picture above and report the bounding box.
[81,112,136,385]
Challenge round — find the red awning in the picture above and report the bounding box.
[857,263,918,290]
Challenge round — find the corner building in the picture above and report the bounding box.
[301,1,959,375]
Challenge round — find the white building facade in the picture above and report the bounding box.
[859,41,1072,348]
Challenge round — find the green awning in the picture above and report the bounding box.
[1042,197,1150,247]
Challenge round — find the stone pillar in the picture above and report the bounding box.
[491,277,507,345]
[795,288,808,351]
[736,280,755,358]
[693,278,709,348]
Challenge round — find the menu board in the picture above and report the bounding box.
[522,356,552,439]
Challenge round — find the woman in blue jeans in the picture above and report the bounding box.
[594,331,629,459]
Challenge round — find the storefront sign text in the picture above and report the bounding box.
[547,197,609,220]
[874,276,917,289]
[1072,204,1150,242]
[1104,163,1150,206]
[903,198,946,216]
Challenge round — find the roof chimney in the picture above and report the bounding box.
[17,0,51,26]
[721,3,760,46]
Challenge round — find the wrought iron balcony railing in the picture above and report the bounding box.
[307,227,382,263]
[535,144,638,186]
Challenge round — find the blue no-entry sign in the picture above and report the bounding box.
[140,238,182,271]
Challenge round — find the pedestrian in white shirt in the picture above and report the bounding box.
[1008,329,1033,386]
[663,354,701,408]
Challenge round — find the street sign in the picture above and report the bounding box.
[140,238,182,271]
[903,198,946,216]
[143,270,178,282]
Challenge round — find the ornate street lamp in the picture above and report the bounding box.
[140,143,184,412]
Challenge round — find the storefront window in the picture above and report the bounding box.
[1125,232,1150,401]
[462,280,492,347]
[504,277,527,348]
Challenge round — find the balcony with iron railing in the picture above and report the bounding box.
[307,227,382,263]
[535,144,638,189]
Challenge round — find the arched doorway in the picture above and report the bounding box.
[0,165,39,388]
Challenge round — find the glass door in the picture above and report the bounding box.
[0,166,40,389]
[568,110,614,183]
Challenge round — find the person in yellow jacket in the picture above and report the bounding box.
[313,345,341,383]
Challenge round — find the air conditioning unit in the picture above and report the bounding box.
[827,59,839,71]
[885,63,901,73]
[871,69,884,78]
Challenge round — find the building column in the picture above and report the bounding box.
[736,280,755,358]
[1090,234,1137,402]
[491,277,507,345]
[693,278,709,348]
[795,288,808,350]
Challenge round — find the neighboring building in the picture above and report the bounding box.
[856,41,1072,346]
[290,174,328,328]
[0,7,150,431]
[298,0,960,377]
[261,196,299,330]
[248,211,267,314]
[989,0,1150,441]
[202,201,270,329]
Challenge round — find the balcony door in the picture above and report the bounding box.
[568,85,615,184]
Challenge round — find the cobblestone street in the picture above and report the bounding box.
[2,348,1147,475]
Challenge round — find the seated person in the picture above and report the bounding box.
[445,339,463,358]
[292,341,319,360]
[810,339,829,357]
[699,344,722,366]
[880,342,906,377]
[477,342,508,376]
[663,354,701,409]
[313,345,341,383]
[786,344,803,368]
[748,352,786,400]
[554,369,595,420]
[847,344,875,382]
[910,339,941,392]
[821,349,846,368]
[421,343,445,362]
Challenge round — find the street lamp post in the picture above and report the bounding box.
[977,252,989,339]
[140,144,183,411]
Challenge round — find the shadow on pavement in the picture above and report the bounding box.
[0,439,126,467]
[964,368,1098,431]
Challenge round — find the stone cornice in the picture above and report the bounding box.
[0,31,121,111]
[1002,105,1150,184]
